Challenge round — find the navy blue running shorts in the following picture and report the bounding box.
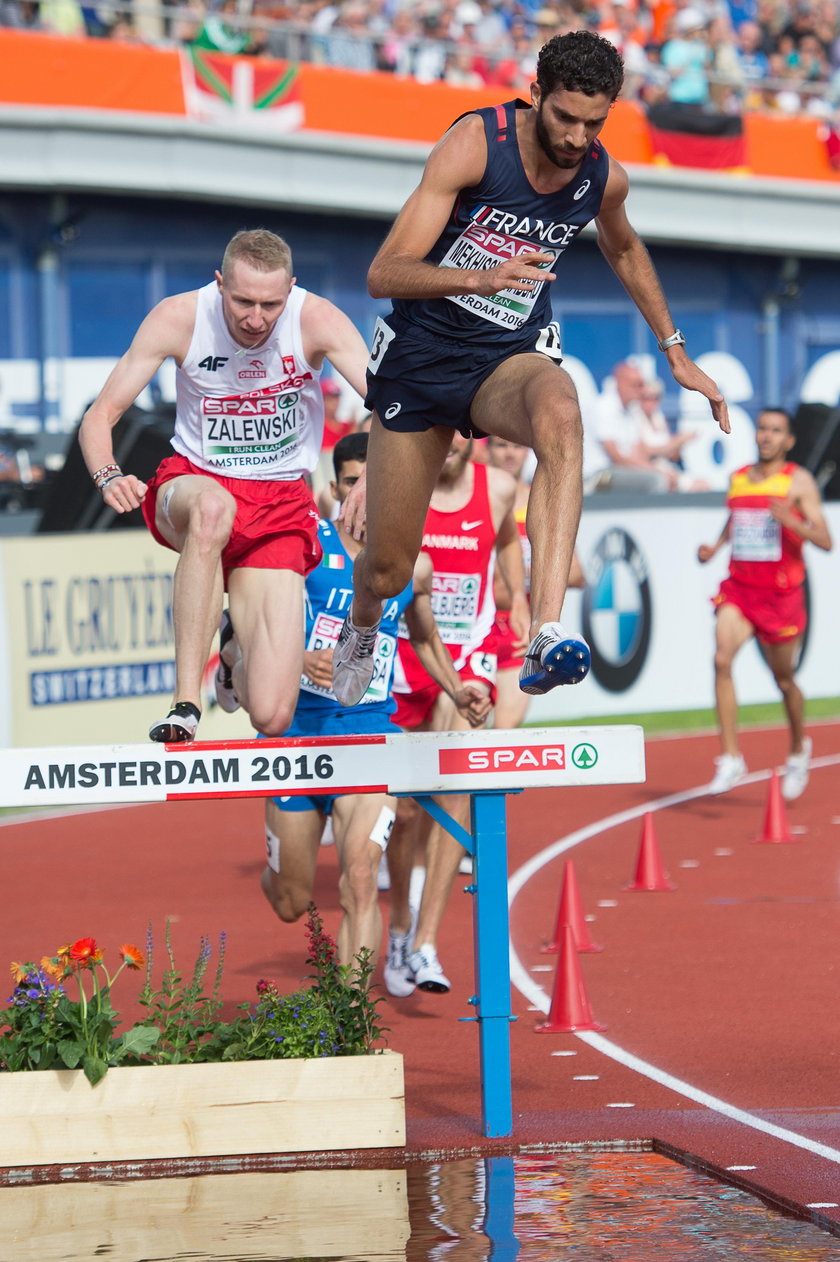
[365,313,563,438]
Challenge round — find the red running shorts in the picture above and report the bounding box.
[713,577,806,645]
[142,453,321,587]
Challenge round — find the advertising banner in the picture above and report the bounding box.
[0,531,253,747]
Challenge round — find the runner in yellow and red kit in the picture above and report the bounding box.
[698,408,832,800]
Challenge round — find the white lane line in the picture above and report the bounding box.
[508,756,840,1167]
[577,1031,840,1163]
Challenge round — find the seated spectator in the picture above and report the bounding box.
[583,359,674,494]
[443,41,487,85]
[661,7,712,106]
[638,377,710,490]
[707,13,744,110]
[39,0,86,35]
[734,18,770,106]
[320,0,378,70]
[0,0,42,27]
[192,0,254,53]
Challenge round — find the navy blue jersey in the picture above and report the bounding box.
[294,519,414,721]
[392,99,609,344]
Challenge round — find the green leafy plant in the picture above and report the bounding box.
[0,908,387,1086]
[136,921,228,1064]
[205,905,387,1062]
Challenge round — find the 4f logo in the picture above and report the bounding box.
[198,356,229,371]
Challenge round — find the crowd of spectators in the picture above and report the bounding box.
[3,0,840,122]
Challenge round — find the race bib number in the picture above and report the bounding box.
[432,572,482,645]
[202,388,300,473]
[300,611,394,704]
[367,317,395,377]
[731,508,782,562]
[441,223,558,330]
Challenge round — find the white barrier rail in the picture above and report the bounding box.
[0,726,645,809]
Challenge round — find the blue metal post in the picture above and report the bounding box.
[471,791,515,1138]
[407,789,518,1138]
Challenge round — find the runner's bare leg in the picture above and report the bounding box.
[154,474,235,711]
[712,603,753,755]
[349,416,453,627]
[472,355,583,636]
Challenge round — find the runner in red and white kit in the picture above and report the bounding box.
[698,408,832,799]
[78,229,369,743]
[485,435,585,728]
[383,432,528,995]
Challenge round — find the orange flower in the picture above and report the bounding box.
[40,956,64,980]
[56,944,71,960]
[9,961,27,984]
[69,937,100,968]
[119,943,143,970]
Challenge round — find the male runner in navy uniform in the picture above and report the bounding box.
[332,30,730,706]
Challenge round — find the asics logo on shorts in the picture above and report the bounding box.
[384,403,402,419]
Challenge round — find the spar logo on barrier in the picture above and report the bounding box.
[582,527,652,693]
[438,744,566,775]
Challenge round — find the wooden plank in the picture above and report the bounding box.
[0,1052,405,1166]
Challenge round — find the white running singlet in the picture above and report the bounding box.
[172,282,324,480]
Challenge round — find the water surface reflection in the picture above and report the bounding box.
[2,1151,836,1260]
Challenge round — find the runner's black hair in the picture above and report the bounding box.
[536,30,624,100]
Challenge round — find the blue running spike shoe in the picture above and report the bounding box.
[519,622,591,695]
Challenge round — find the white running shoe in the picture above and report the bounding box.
[519,622,590,695]
[332,613,381,706]
[782,737,812,801]
[149,701,201,743]
[214,609,240,714]
[408,943,451,994]
[384,928,416,998]
[709,753,747,795]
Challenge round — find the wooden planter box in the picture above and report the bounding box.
[0,1051,405,1168]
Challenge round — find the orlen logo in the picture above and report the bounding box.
[439,745,565,774]
[238,358,267,380]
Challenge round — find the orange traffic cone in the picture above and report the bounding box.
[754,771,794,844]
[537,925,605,1033]
[625,812,675,891]
[541,859,603,953]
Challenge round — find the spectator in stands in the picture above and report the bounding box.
[443,40,487,84]
[170,0,208,44]
[638,376,710,489]
[584,359,674,493]
[321,0,378,69]
[39,0,86,35]
[661,7,712,106]
[734,18,770,103]
[0,0,41,26]
[707,12,744,109]
[192,0,254,53]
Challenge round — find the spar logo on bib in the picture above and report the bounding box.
[582,528,652,692]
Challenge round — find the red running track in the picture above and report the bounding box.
[1,722,839,1234]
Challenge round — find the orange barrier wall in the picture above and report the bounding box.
[1,29,837,183]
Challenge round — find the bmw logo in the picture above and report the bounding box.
[582,528,652,692]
